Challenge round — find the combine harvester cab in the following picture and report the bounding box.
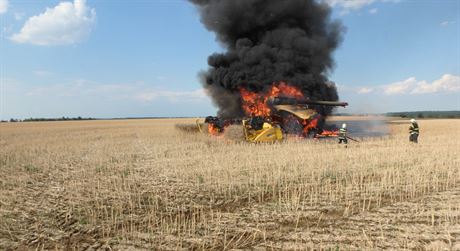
[269,97,349,137]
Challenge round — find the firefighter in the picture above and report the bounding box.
[409,118,419,143]
[338,123,348,145]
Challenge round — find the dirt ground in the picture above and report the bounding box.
[0,118,459,250]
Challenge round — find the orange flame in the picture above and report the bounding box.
[316,129,339,138]
[208,123,222,136]
[240,88,271,116]
[240,81,304,117]
[303,117,319,135]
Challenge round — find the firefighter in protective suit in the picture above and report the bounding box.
[409,118,419,143]
[338,123,348,145]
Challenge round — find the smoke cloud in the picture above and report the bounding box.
[190,0,343,118]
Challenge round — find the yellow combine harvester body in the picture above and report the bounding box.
[242,120,283,143]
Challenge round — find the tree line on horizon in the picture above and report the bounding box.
[386,111,460,119]
[2,111,459,123]
[2,117,96,123]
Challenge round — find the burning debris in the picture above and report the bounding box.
[189,0,347,141]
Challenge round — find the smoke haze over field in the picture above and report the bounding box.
[190,0,344,118]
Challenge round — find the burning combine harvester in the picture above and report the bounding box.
[189,0,348,143]
[197,83,348,143]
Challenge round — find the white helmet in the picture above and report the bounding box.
[411,118,416,124]
[342,123,347,129]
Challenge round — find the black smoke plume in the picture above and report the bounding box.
[190,0,343,118]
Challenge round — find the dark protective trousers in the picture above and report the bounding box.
[409,133,418,143]
[338,138,348,144]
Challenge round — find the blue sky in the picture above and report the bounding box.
[0,0,459,119]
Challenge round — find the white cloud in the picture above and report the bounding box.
[357,87,373,94]
[440,20,456,27]
[383,77,417,95]
[0,0,8,14]
[10,0,96,46]
[23,79,208,103]
[14,12,25,21]
[137,89,207,102]
[34,70,54,77]
[369,8,378,14]
[381,74,460,95]
[25,80,134,98]
[324,0,399,12]
[325,0,375,10]
[411,74,460,94]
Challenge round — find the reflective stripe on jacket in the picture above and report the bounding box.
[339,128,347,139]
[409,123,419,134]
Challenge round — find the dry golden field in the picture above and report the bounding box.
[0,118,459,250]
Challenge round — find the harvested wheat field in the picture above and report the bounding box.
[1,118,459,250]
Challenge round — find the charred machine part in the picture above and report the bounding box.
[269,97,348,107]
